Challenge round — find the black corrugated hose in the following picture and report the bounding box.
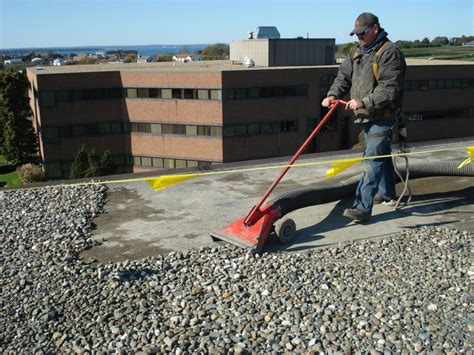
[269,159,474,218]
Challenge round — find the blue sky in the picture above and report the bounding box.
[0,0,473,49]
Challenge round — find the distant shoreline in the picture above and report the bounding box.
[0,44,212,56]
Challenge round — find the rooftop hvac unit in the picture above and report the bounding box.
[254,26,280,39]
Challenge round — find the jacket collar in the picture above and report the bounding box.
[353,30,389,58]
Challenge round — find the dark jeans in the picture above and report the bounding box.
[353,120,395,214]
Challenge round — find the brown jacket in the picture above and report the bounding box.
[328,39,406,124]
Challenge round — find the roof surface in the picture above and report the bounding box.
[27,58,474,76]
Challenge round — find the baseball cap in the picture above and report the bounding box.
[350,12,379,36]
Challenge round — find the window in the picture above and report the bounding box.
[162,89,172,99]
[248,87,260,98]
[248,124,260,135]
[272,122,282,132]
[39,92,56,107]
[260,87,273,98]
[134,156,141,166]
[235,125,247,136]
[131,123,139,132]
[172,89,182,99]
[152,157,163,168]
[186,125,198,135]
[43,127,59,143]
[111,123,122,133]
[149,88,161,98]
[173,125,186,135]
[72,125,85,136]
[261,123,272,134]
[210,127,222,137]
[175,159,187,168]
[183,89,195,99]
[85,125,99,135]
[187,160,198,167]
[223,127,235,136]
[198,89,209,100]
[138,123,151,133]
[137,88,149,98]
[282,121,297,131]
[59,126,72,137]
[210,89,222,100]
[151,123,161,134]
[163,158,175,168]
[99,123,112,134]
[197,126,211,136]
[224,89,235,100]
[161,124,174,134]
[234,88,248,100]
[55,91,69,102]
[127,88,137,98]
[142,157,152,167]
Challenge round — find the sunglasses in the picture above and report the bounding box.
[356,26,372,38]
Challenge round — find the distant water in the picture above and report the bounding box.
[0,44,212,56]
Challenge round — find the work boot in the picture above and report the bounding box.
[374,193,396,206]
[343,208,370,222]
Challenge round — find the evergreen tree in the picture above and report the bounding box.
[0,70,37,164]
[69,145,89,179]
[85,148,101,177]
[69,146,117,178]
[99,150,116,176]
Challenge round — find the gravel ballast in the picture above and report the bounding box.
[0,185,471,353]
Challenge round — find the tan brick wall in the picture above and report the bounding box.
[120,71,222,88]
[124,99,222,125]
[130,134,223,161]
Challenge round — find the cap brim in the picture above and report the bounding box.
[350,26,367,36]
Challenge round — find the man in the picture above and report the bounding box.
[322,12,406,222]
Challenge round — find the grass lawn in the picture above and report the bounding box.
[0,171,21,187]
[402,46,474,60]
[0,154,21,187]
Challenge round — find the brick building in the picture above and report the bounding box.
[27,59,474,178]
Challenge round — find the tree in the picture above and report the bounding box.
[420,37,431,47]
[0,70,37,165]
[201,43,229,59]
[69,145,116,179]
[99,150,116,176]
[69,145,89,178]
[340,42,357,55]
[85,148,101,177]
[431,36,449,47]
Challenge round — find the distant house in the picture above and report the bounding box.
[172,53,193,63]
[462,41,474,47]
[137,55,155,63]
[53,58,64,66]
[31,57,44,66]
[4,58,22,64]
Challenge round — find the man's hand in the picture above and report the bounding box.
[345,99,364,110]
[321,95,336,107]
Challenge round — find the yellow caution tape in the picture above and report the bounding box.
[146,173,200,191]
[457,146,473,169]
[2,145,472,192]
[326,158,363,177]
